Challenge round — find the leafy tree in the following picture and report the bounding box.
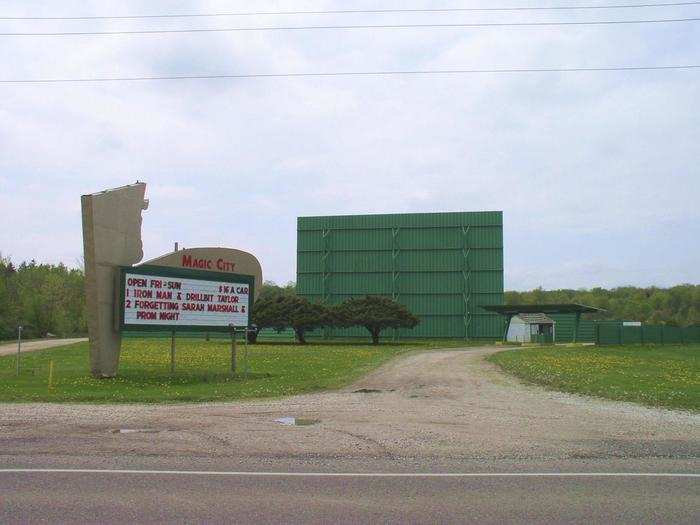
[249,294,289,343]
[257,280,296,301]
[333,296,419,344]
[246,281,297,343]
[251,294,327,344]
[284,296,328,344]
[0,255,17,339]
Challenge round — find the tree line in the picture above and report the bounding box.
[0,256,85,340]
[1,255,698,341]
[505,285,700,326]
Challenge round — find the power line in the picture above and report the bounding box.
[1,65,697,83]
[2,2,700,20]
[1,18,698,36]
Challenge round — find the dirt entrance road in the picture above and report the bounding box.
[0,347,698,463]
[0,338,87,357]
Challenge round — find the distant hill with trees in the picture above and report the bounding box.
[506,285,700,326]
[267,281,700,327]
[0,256,85,340]
[1,255,698,340]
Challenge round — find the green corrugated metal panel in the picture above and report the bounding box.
[594,323,700,344]
[662,326,682,343]
[299,211,503,230]
[532,334,554,344]
[597,323,623,344]
[622,326,643,344]
[642,325,662,343]
[300,249,503,272]
[548,314,595,343]
[575,320,596,342]
[684,326,700,342]
[297,211,504,339]
[549,314,572,342]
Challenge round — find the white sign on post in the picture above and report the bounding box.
[119,268,253,331]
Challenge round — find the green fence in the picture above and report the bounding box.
[596,323,700,345]
[548,314,596,343]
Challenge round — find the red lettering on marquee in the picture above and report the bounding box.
[182,254,211,269]
[182,254,235,272]
[216,258,236,272]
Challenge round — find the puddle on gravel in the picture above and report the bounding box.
[112,429,161,434]
[275,417,320,427]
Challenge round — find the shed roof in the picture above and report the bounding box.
[483,303,605,315]
[514,313,555,324]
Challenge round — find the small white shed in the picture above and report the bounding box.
[506,313,555,343]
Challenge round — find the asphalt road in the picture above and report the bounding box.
[1,469,698,524]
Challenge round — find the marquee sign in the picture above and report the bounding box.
[118,265,254,332]
[141,247,263,300]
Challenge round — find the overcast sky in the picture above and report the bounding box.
[0,1,698,290]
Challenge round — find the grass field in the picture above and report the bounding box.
[0,338,469,403]
[489,344,700,412]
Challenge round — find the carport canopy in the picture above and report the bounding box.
[483,303,606,343]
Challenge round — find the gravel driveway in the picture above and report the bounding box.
[0,347,698,463]
[0,338,87,357]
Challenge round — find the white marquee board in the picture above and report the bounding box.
[119,266,254,331]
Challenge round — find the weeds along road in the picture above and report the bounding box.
[1,347,698,523]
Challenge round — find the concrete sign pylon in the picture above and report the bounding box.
[81,183,148,378]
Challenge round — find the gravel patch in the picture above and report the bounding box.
[0,347,698,462]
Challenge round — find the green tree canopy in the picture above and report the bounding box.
[251,294,327,344]
[333,296,420,344]
[0,255,86,340]
[257,280,296,301]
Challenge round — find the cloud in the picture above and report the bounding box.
[148,184,198,201]
[1,0,698,288]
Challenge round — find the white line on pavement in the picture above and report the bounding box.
[0,469,698,478]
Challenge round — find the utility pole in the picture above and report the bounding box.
[170,331,176,374]
[15,325,22,377]
[230,324,237,375]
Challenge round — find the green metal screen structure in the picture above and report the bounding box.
[296,211,504,339]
